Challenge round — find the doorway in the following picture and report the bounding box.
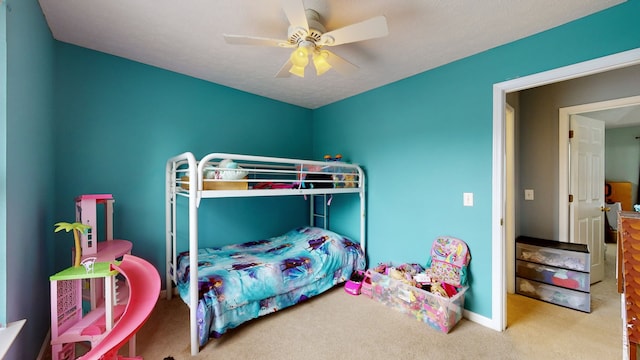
[560,97,640,285]
[491,47,640,331]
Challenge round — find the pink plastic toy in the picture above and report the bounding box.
[361,270,373,297]
[75,194,132,262]
[344,270,364,295]
[77,254,160,360]
[74,194,134,311]
[49,261,126,360]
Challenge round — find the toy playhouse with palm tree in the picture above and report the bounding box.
[50,194,133,360]
[73,194,132,264]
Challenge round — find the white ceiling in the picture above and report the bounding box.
[584,104,640,129]
[38,0,625,109]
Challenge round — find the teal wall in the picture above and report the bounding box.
[312,62,494,316]
[3,0,55,359]
[606,125,640,202]
[52,43,314,275]
[313,0,640,317]
[606,125,640,184]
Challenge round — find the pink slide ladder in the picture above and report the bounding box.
[78,254,160,360]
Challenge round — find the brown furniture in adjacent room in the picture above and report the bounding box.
[618,211,640,359]
[606,181,633,211]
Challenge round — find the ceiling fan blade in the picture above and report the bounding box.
[223,34,292,47]
[319,16,388,46]
[323,50,359,75]
[275,59,293,78]
[282,0,309,32]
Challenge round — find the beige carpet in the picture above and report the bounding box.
[131,245,623,360]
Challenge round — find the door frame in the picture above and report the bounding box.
[491,47,640,331]
[505,104,516,294]
[559,95,640,243]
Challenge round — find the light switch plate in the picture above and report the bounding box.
[524,189,534,200]
[463,192,473,206]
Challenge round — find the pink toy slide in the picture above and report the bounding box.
[78,254,160,360]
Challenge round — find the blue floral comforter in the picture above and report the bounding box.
[176,226,365,345]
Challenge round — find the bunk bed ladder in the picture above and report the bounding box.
[310,194,329,229]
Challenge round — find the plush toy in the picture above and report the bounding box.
[205,159,248,180]
[396,263,424,276]
[387,268,404,281]
[388,265,424,287]
[373,263,388,274]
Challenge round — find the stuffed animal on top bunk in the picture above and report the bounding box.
[204,159,248,180]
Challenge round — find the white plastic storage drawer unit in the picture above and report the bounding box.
[515,236,590,312]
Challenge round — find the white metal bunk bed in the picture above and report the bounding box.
[165,152,366,355]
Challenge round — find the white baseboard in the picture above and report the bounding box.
[463,309,499,330]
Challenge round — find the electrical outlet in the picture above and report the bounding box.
[463,192,474,206]
[524,189,534,200]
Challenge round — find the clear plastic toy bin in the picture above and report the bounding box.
[370,271,467,333]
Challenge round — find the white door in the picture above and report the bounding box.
[569,114,605,284]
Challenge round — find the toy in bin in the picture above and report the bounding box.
[361,270,373,297]
[368,236,471,333]
[345,270,365,295]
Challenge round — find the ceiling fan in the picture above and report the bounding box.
[223,0,389,78]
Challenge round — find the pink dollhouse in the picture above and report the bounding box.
[74,194,133,309]
[49,194,134,360]
[49,263,123,360]
[75,194,132,263]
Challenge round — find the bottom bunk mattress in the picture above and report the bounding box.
[175,226,365,345]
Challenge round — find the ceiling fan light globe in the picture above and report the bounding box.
[313,51,332,76]
[289,65,305,78]
[290,46,309,67]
